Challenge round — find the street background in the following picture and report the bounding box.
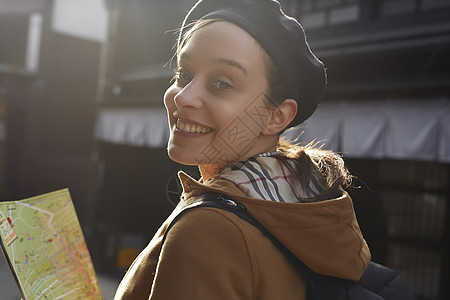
[1,0,449,299]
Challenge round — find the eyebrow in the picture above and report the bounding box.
[179,53,248,76]
[212,58,248,76]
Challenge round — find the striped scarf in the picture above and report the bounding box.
[213,156,326,203]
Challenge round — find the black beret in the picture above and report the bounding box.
[179,0,326,126]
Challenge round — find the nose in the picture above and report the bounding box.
[173,81,203,110]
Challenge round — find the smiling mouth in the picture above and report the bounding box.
[176,120,212,133]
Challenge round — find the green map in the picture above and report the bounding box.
[0,189,102,300]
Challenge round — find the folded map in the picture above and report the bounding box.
[0,189,102,300]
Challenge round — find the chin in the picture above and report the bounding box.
[166,145,198,166]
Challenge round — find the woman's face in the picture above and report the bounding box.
[164,21,276,177]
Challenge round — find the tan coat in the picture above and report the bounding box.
[114,172,371,299]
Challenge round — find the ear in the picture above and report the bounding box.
[262,99,297,135]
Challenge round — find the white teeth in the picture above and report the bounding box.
[176,120,211,133]
[178,120,185,131]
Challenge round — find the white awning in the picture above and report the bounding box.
[94,107,169,148]
[94,99,450,163]
[282,98,450,163]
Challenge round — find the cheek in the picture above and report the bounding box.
[214,95,271,139]
[211,105,259,155]
[211,106,243,135]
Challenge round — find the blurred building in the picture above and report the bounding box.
[280,1,450,299]
[1,0,449,299]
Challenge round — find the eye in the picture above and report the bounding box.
[175,68,192,86]
[213,80,232,90]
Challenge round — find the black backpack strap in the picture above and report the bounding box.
[162,192,318,299]
[163,193,418,300]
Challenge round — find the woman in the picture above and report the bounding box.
[115,0,370,299]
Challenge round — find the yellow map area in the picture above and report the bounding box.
[0,189,102,300]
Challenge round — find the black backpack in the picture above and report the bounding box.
[164,193,417,300]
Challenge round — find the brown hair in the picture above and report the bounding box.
[277,139,352,202]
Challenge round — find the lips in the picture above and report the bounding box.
[176,120,212,133]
